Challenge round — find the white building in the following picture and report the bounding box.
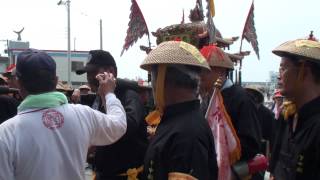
[0,56,9,73]
[9,49,89,87]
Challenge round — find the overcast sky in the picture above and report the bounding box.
[0,0,319,82]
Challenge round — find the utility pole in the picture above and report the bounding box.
[100,19,103,50]
[58,0,71,86]
[74,37,76,51]
[67,0,71,86]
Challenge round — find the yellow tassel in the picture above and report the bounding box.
[282,101,297,120]
[145,111,161,126]
[145,65,167,135]
[119,166,144,180]
[155,65,166,114]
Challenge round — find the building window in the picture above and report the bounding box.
[71,61,84,72]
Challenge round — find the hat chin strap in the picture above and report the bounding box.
[145,65,167,127]
[293,62,305,99]
[155,65,166,114]
[283,62,305,120]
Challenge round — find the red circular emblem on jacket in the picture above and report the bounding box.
[42,109,64,130]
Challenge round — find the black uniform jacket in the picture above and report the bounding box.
[143,100,218,180]
[258,105,277,152]
[221,85,262,160]
[81,79,148,180]
[270,96,320,180]
[0,95,19,124]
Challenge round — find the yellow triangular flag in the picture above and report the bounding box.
[209,0,215,17]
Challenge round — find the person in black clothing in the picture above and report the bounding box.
[199,45,263,179]
[0,75,7,86]
[140,41,217,179]
[0,93,19,124]
[2,64,19,89]
[270,38,320,179]
[0,73,19,124]
[2,65,23,102]
[75,50,148,180]
[245,86,276,157]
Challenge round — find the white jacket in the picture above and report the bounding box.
[0,93,126,180]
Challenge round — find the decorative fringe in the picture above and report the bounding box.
[145,111,161,126]
[200,45,225,62]
[119,166,144,180]
[145,65,167,135]
[282,101,297,121]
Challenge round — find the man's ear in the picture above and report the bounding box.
[16,78,27,98]
[304,65,316,83]
[16,78,23,90]
[108,67,117,78]
[296,64,308,81]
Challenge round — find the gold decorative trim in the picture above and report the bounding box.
[179,41,206,64]
[295,40,320,48]
[168,172,198,180]
[119,166,144,180]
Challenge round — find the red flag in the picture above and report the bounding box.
[121,0,149,56]
[206,88,241,180]
[241,1,260,59]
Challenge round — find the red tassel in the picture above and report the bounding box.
[174,37,182,42]
[200,45,225,61]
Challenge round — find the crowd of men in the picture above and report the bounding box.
[0,35,319,180]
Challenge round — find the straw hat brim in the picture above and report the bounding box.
[79,85,91,90]
[141,41,210,71]
[208,52,234,70]
[56,82,73,92]
[272,40,320,63]
[245,87,264,104]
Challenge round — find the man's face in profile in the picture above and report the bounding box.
[87,66,115,92]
